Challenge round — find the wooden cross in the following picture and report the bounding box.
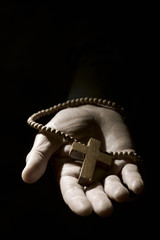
[69,138,113,186]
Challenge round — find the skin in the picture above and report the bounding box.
[22,105,144,217]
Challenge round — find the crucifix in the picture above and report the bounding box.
[69,138,113,186]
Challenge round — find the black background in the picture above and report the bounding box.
[0,3,156,238]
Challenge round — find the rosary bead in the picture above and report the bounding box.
[112,102,116,107]
[89,98,93,104]
[40,126,46,131]
[70,99,76,106]
[79,98,84,104]
[84,97,89,103]
[93,97,98,103]
[45,126,52,132]
[107,100,112,106]
[57,103,62,109]
[61,102,67,108]
[33,123,39,129]
[102,99,107,105]
[37,124,43,130]
[97,98,103,104]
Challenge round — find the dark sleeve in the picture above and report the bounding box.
[68,35,136,112]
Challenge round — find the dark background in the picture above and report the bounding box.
[0,3,156,238]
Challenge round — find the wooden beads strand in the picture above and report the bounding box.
[27,97,124,142]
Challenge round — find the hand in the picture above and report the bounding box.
[22,105,144,217]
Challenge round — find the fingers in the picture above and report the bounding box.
[22,132,63,183]
[85,183,113,217]
[60,175,93,216]
[104,165,144,203]
[58,162,114,217]
[104,175,130,202]
[59,163,113,217]
[121,164,144,194]
[60,169,143,217]
[60,175,113,217]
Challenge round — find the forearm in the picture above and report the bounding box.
[67,44,127,106]
[68,51,137,118]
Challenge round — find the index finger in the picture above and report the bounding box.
[22,132,63,183]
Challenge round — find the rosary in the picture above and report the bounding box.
[27,97,142,186]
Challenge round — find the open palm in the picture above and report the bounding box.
[22,105,144,217]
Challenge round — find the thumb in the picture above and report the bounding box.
[22,132,63,183]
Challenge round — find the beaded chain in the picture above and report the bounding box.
[27,97,124,140]
[27,97,142,165]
